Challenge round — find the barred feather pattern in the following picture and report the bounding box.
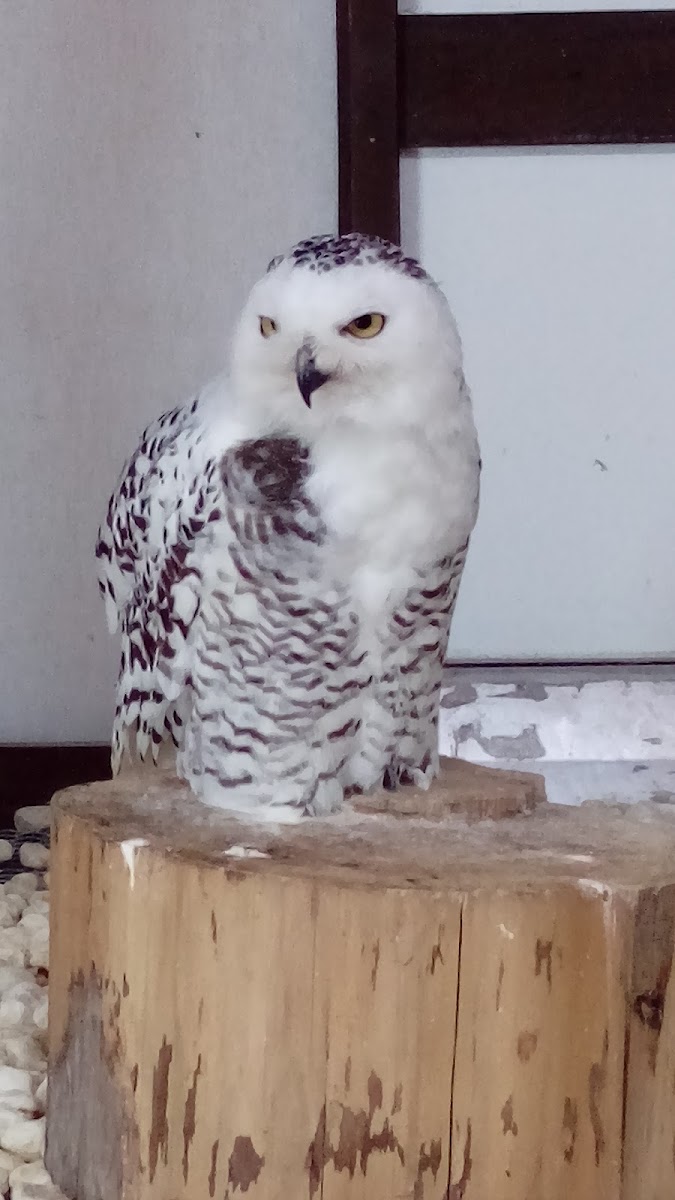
[97,409,472,816]
[95,397,213,769]
[351,544,469,795]
[179,437,369,816]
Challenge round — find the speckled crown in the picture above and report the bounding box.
[266,233,430,280]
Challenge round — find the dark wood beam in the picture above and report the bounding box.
[337,0,401,242]
[400,11,675,148]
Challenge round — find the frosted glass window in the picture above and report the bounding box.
[402,149,675,660]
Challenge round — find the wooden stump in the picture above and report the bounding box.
[45,760,675,1200]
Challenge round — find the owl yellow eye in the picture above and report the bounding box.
[259,316,277,338]
[342,313,386,339]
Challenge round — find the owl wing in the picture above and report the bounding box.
[370,540,473,790]
[392,539,472,694]
[95,393,228,770]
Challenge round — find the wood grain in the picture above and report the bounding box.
[450,888,628,1198]
[46,770,675,1198]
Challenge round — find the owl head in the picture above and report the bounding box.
[230,233,466,436]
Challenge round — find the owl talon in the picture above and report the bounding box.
[382,764,417,792]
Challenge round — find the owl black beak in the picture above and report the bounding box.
[295,343,331,408]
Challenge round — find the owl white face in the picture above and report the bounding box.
[230,248,463,435]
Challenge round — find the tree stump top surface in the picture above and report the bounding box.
[52,758,675,895]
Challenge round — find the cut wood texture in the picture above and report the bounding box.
[46,758,675,1200]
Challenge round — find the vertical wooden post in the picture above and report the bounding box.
[337,0,400,242]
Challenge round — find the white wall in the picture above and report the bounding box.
[401,0,675,661]
[0,0,337,742]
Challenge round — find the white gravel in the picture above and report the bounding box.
[0,873,63,1198]
[0,808,65,1199]
[11,815,50,839]
[15,852,48,876]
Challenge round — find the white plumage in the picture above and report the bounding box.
[96,234,480,819]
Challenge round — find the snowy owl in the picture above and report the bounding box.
[96,233,480,819]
